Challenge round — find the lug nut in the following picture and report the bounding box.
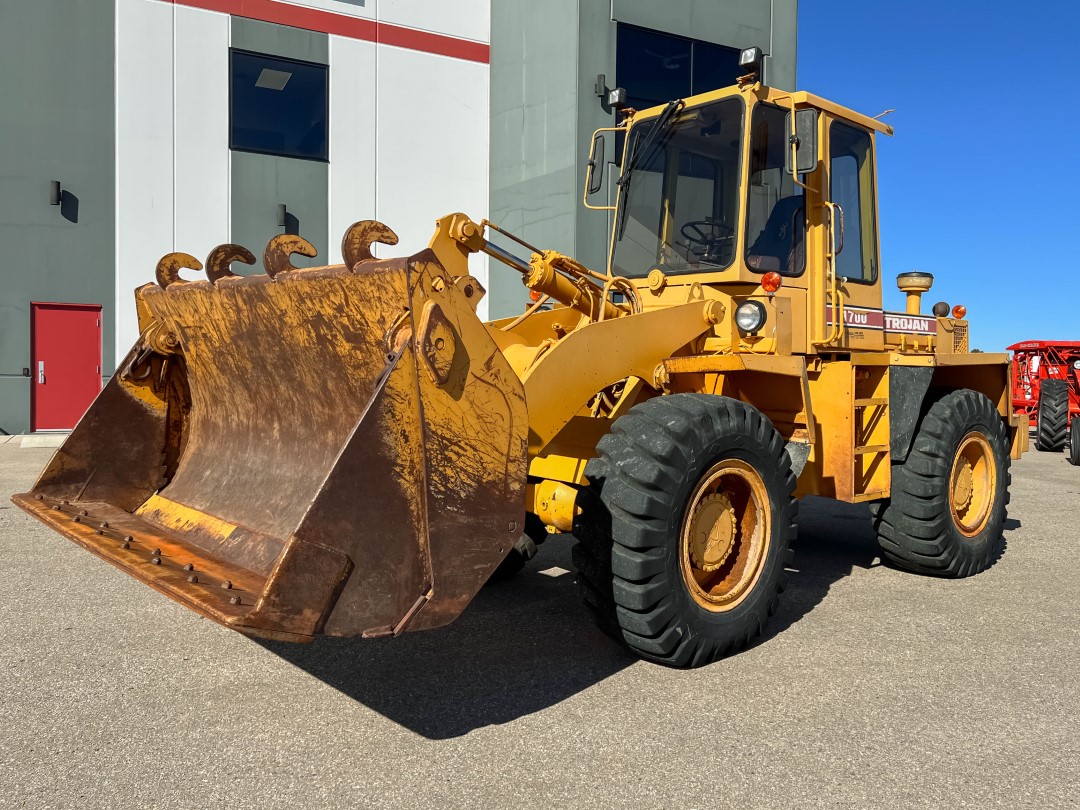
[183,563,194,572]
[35,494,43,501]
[150,557,161,565]
[187,574,199,584]
[99,522,109,529]
[230,596,241,606]
[73,516,81,523]
[221,580,232,590]
[79,510,88,516]
[150,548,160,556]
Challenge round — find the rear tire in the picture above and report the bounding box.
[572,394,797,667]
[1069,417,1080,466]
[1035,379,1068,452]
[871,389,1009,577]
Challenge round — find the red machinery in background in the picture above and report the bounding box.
[1008,340,1080,462]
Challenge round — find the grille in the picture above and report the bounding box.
[952,323,969,353]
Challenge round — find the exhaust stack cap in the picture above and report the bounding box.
[896,271,934,315]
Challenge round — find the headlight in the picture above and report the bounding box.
[735,300,767,333]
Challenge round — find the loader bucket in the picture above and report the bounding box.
[13,230,528,641]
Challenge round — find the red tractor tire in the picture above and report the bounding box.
[1035,379,1069,452]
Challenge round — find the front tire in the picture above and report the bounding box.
[572,394,797,668]
[1035,379,1068,452]
[871,389,1009,577]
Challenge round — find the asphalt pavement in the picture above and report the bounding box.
[1,437,1077,808]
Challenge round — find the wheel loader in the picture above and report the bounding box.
[14,52,1028,667]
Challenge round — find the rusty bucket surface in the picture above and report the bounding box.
[13,242,528,641]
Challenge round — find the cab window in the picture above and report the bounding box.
[745,103,806,277]
[829,122,878,283]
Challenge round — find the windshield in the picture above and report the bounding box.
[612,97,743,278]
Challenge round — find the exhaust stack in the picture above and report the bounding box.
[896,271,934,315]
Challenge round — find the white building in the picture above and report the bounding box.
[0,0,795,433]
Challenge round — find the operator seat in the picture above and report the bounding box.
[746,195,805,275]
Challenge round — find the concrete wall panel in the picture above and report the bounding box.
[611,0,769,46]
[0,1,116,433]
[488,0,579,317]
[115,0,176,367]
[379,0,488,43]
[231,15,330,62]
[174,5,232,264]
[281,0,377,20]
[327,36,377,264]
[376,46,490,315]
[230,153,329,265]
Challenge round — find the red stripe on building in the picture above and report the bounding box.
[166,0,490,63]
[377,21,488,63]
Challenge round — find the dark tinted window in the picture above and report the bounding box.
[746,104,806,276]
[829,122,877,283]
[616,25,742,110]
[230,50,328,161]
[692,42,742,96]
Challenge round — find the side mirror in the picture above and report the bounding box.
[586,132,606,195]
[784,109,818,175]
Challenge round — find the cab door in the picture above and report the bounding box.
[823,118,884,351]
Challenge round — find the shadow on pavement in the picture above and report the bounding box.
[761,496,880,642]
[260,496,1016,738]
[258,541,636,739]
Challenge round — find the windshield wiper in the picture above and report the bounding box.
[618,99,684,190]
[616,99,685,240]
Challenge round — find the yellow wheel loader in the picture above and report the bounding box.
[14,59,1027,667]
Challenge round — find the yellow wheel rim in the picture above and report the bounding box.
[679,459,771,612]
[949,431,996,537]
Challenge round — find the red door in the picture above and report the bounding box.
[30,303,103,431]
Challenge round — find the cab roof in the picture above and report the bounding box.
[627,84,894,137]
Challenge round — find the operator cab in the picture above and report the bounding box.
[590,80,893,353]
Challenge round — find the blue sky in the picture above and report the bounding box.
[798,1,1080,351]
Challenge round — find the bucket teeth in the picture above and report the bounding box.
[342,220,399,270]
[205,244,256,283]
[263,234,317,279]
[155,253,203,289]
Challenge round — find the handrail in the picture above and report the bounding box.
[815,201,846,347]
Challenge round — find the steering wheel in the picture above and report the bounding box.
[680,220,733,249]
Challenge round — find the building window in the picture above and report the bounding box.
[616,25,742,111]
[230,50,328,161]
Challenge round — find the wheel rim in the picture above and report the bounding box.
[679,459,771,612]
[948,431,996,537]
